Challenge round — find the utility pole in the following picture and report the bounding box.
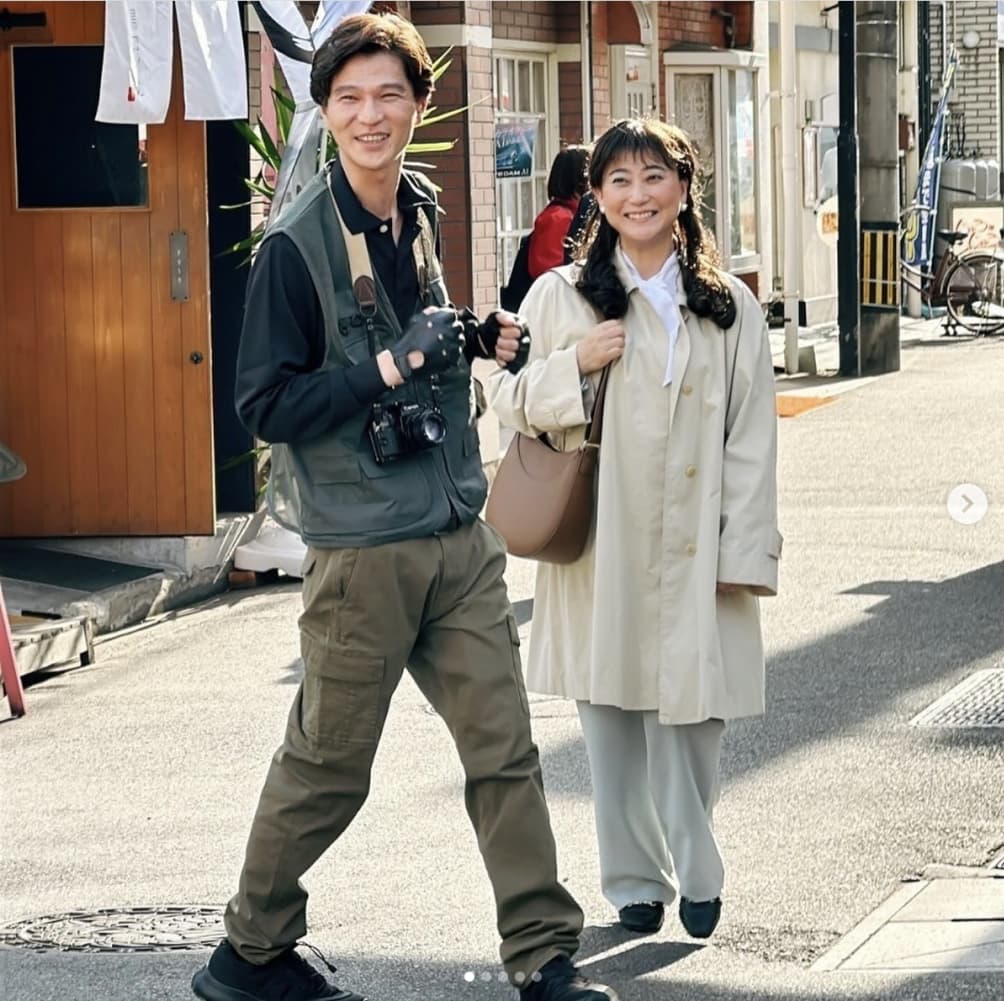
[856,1,901,374]
[837,1,860,376]
[779,2,801,374]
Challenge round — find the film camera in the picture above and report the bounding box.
[368,400,448,464]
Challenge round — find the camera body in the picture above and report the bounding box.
[369,401,448,464]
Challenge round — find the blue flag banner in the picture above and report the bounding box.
[902,49,958,272]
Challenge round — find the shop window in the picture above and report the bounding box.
[14,45,148,210]
[494,53,552,287]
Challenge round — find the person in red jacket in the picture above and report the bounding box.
[528,145,590,279]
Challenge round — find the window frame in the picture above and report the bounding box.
[10,42,150,213]
[493,47,558,288]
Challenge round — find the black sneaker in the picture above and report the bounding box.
[678,897,722,939]
[191,940,366,1001]
[617,901,665,934]
[519,955,619,1001]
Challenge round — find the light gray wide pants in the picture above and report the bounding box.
[576,703,726,910]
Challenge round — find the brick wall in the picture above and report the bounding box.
[247,30,267,234]
[466,45,498,315]
[492,1,561,43]
[728,0,753,47]
[556,1,580,43]
[607,0,641,45]
[408,1,496,313]
[406,1,465,24]
[660,1,731,50]
[590,2,611,133]
[559,63,585,143]
[929,1,1000,161]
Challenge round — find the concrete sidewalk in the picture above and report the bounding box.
[2,319,1002,1001]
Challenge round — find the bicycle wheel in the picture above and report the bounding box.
[943,253,1004,335]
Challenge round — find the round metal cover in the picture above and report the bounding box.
[0,906,223,952]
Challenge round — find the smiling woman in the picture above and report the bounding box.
[489,117,779,944]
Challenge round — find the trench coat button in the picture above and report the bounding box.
[685,543,697,556]
[685,464,697,478]
[681,384,694,395]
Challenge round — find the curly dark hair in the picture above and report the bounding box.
[310,12,434,107]
[573,119,736,329]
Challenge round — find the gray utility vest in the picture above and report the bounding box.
[265,166,487,548]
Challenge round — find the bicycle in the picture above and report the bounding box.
[900,205,1004,337]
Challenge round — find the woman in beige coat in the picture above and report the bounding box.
[488,119,780,941]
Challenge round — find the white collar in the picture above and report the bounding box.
[621,248,680,289]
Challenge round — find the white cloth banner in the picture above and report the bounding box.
[176,1,248,120]
[96,0,173,124]
[97,0,248,124]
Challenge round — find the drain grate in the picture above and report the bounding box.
[0,906,223,952]
[910,669,1004,728]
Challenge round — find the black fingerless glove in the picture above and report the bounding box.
[459,309,532,374]
[392,307,466,379]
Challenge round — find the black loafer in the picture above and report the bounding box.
[678,897,722,939]
[617,901,665,933]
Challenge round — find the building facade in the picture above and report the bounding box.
[2,1,770,542]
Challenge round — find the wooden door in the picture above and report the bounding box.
[0,1,214,537]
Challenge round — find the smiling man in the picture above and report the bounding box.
[190,12,618,1001]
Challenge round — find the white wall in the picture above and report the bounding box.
[768,0,840,325]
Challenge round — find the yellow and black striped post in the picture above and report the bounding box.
[860,223,900,309]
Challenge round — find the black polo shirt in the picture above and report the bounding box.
[235,160,440,445]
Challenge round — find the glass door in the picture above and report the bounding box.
[665,63,763,277]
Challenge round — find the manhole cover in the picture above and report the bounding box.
[910,669,1004,728]
[0,906,223,952]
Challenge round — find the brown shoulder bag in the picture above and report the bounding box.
[485,366,611,564]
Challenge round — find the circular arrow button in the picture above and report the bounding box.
[947,483,989,525]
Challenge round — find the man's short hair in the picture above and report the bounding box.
[310,12,435,107]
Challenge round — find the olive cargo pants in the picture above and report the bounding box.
[224,519,583,984]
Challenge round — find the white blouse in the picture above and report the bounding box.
[621,249,682,386]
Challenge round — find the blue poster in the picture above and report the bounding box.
[495,120,538,178]
[902,49,958,272]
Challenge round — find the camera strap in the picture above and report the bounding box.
[330,191,379,320]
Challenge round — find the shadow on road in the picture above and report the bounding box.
[535,560,1004,794]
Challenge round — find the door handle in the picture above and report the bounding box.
[170,231,189,302]
[189,351,204,365]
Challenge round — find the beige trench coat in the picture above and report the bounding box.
[486,249,781,725]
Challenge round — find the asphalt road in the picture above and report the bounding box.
[2,330,1002,1001]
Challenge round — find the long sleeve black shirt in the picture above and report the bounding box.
[235,160,442,444]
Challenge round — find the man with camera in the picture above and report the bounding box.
[191,12,620,1001]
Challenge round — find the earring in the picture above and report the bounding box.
[598,205,606,214]
[680,200,689,212]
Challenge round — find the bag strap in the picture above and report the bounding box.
[584,364,611,448]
